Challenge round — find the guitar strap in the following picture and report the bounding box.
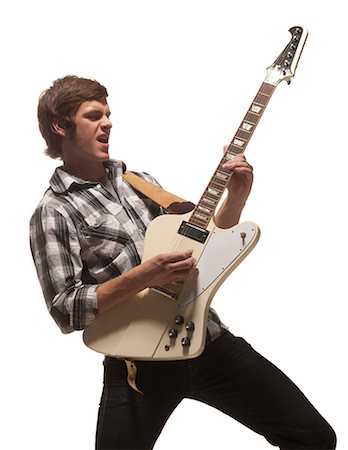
[122,171,195,213]
[121,172,195,393]
[124,360,143,394]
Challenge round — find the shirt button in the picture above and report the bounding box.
[96,184,102,189]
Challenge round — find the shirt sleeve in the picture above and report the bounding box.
[30,204,99,334]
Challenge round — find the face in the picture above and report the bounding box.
[61,100,112,166]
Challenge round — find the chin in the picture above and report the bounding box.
[97,150,110,160]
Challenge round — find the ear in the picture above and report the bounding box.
[51,121,67,137]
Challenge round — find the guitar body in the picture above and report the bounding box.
[83,213,260,360]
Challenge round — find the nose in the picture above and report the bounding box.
[101,116,112,131]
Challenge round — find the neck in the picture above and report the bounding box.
[62,160,106,182]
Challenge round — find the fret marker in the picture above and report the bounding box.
[224,152,236,160]
[251,105,262,114]
[242,122,253,131]
[208,187,219,196]
[203,198,215,206]
[198,206,211,214]
[233,138,245,147]
[215,171,229,181]
[195,213,208,221]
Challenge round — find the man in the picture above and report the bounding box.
[30,75,336,449]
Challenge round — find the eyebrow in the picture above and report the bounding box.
[83,108,111,117]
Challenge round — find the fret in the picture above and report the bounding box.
[195,212,209,221]
[190,216,209,228]
[201,197,215,206]
[251,104,262,114]
[233,138,245,147]
[215,171,230,181]
[236,129,251,140]
[260,83,275,96]
[188,81,276,230]
[227,144,243,154]
[204,194,219,204]
[204,195,220,207]
[229,145,244,154]
[241,122,253,131]
[197,205,212,215]
[207,187,220,197]
[223,152,235,161]
[254,93,269,104]
[213,171,229,182]
[211,178,226,189]
[192,211,210,223]
[244,112,259,123]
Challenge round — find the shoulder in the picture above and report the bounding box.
[30,188,74,231]
[106,158,161,187]
[125,171,162,188]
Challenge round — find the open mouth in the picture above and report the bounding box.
[97,134,109,144]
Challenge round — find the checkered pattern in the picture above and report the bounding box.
[30,159,225,339]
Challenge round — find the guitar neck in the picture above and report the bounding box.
[188,82,276,230]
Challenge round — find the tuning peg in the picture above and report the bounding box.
[287,80,291,85]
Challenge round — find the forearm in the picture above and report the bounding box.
[216,151,253,228]
[214,194,245,229]
[97,265,149,314]
[97,250,197,314]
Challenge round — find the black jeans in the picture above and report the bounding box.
[95,331,336,450]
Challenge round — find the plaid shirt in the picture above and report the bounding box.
[30,159,224,338]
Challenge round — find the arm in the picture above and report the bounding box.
[214,151,254,229]
[30,206,99,333]
[30,205,197,330]
[97,250,197,314]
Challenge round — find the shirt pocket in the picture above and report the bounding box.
[79,214,130,262]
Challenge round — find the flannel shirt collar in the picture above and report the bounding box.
[49,159,126,194]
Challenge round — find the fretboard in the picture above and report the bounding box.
[188,82,276,229]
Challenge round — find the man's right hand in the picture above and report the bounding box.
[140,250,198,287]
[97,250,198,313]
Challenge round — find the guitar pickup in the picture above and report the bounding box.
[178,221,209,243]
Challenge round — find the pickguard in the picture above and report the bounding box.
[177,222,258,307]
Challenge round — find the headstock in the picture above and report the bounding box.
[264,26,308,86]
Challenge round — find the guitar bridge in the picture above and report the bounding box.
[178,221,209,243]
[150,286,178,301]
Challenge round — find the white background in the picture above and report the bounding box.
[1,1,346,449]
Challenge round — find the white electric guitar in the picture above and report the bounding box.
[83,26,308,361]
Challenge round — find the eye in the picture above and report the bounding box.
[85,112,103,121]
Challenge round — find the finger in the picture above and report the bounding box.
[234,163,253,172]
[222,160,252,171]
[169,256,197,272]
[159,250,193,264]
[222,153,249,165]
[172,265,199,282]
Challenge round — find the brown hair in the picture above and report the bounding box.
[38,75,108,159]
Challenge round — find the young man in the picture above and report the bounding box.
[30,75,336,450]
